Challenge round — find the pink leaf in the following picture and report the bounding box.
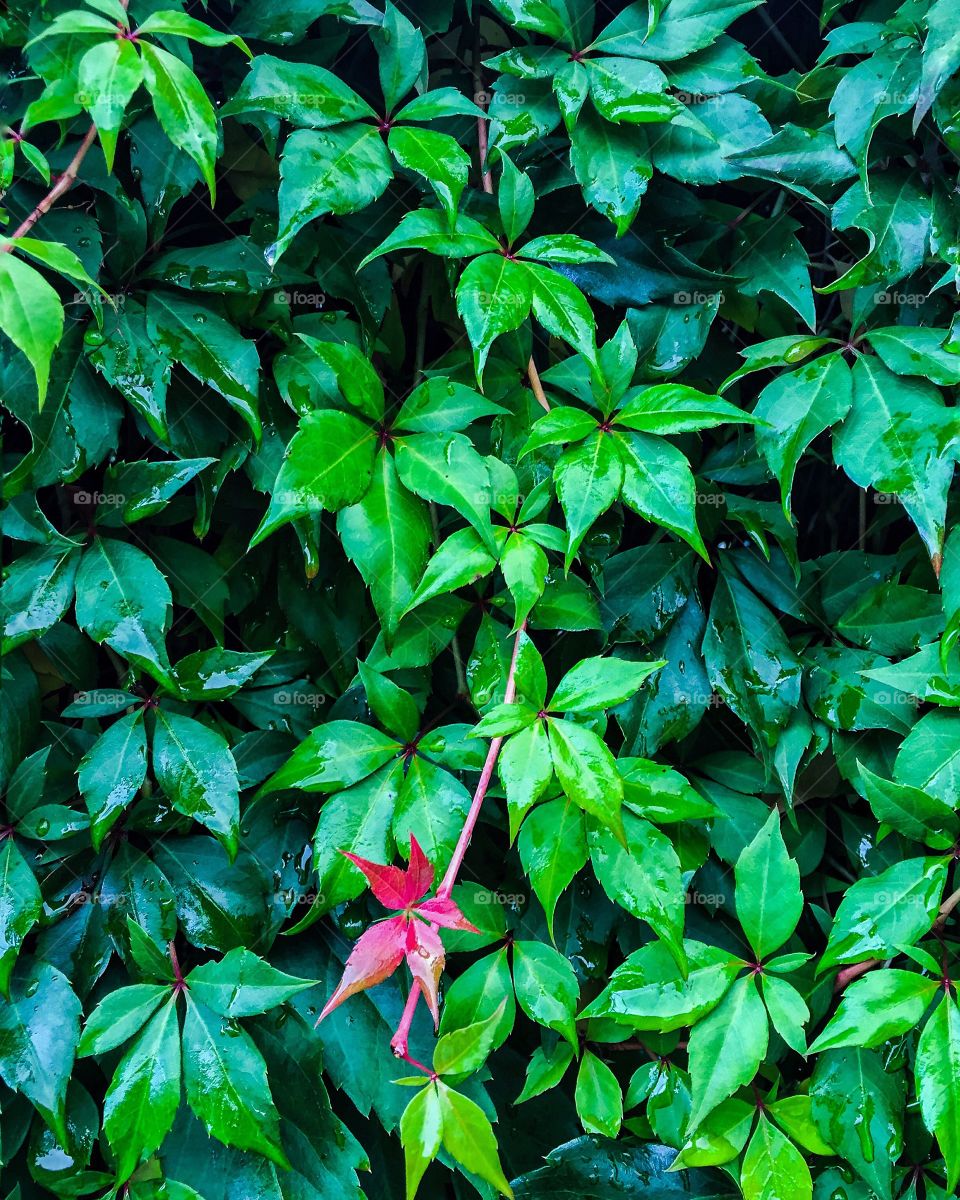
[316,915,406,1023]
[405,919,445,1028]
[415,897,480,932]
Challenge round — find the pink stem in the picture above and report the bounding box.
[391,984,427,1059]
[438,625,524,899]
[390,624,525,1053]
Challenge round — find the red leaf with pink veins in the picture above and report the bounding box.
[339,834,434,909]
[316,916,406,1023]
[415,897,480,932]
[405,920,445,1027]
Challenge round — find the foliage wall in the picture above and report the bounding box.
[3,0,960,1197]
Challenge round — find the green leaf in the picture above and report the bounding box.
[518,796,588,936]
[76,39,143,171]
[456,253,532,381]
[0,253,64,406]
[271,126,393,264]
[500,532,549,632]
[593,0,763,60]
[735,810,803,960]
[810,1048,903,1200]
[78,710,148,850]
[374,2,425,112]
[820,173,931,293]
[438,949,516,1052]
[252,410,377,544]
[435,1080,514,1198]
[0,545,79,653]
[614,384,757,433]
[400,1081,443,1200]
[525,262,599,370]
[581,939,739,1029]
[498,153,535,245]
[819,857,948,972]
[687,975,768,1130]
[388,127,469,225]
[741,1116,812,1200]
[808,969,938,1053]
[833,356,955,565]
[512,942,579,1049]
[500,718,554,842]
[358,663,420,743]
[916,0,960,127]
[549,717,624,839]
[141,43,218,200]
[103,996,181,1182]
[554,431,623,568]
[182,995,288,1167]
[187,948,314,1016]
[866,326,960,387]
[754,353,852,516]
[516,1042,574,1103]
[360,209,500,267]
[74,538,173,686]
[339,449,432,640]
[0,838,42,998]
[433,1003,506,1078]
[858,763,960,849]
[152,711,240,859]
[406,527,497,614]
[394,433,496,553]
[916,992,960,1191]
[575,1051,623,1138]
[550,655,664,714]
[172,647,273,703]
[760,974,808,1054]
[589,811,686,967]
[136,11,249,49]
[261,721,401,795]
[223,55,376,127]
[895,710,960,805]
[146,291,260,439]
[619,433,708,561]
[78,984,170,1056]
[0,961,80,1144]
[570,104,652,234]
[703,569,803,747]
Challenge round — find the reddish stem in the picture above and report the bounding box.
[390,623,526,1055]
[168,940,186,991]
[1,125,99,250]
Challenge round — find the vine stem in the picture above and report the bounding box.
[1,125,98,251]
[834,881,960,992]
[390,623,525,1057]
[2,0,128,252]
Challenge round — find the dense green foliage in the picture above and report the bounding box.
[3,0,960,1196]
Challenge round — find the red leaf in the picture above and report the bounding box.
[405,920,445,1027]
[339,835,434,910]
[415,897,480,932]
[316,915,406,1023]
[339,851,412,910]
[400,835,434,906]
